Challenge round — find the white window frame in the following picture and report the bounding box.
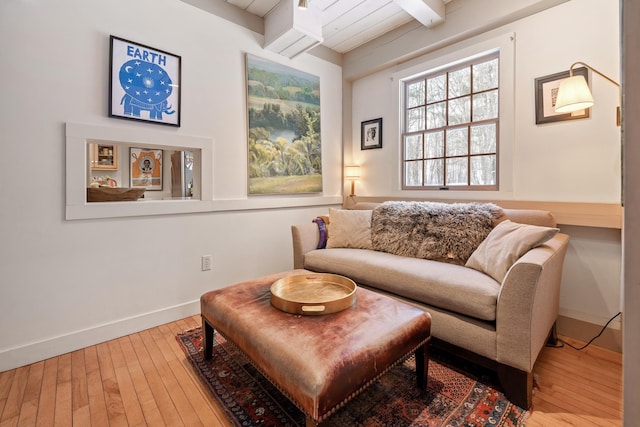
[392,33,515,198]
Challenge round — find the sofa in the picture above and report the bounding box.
[291,201,570,409]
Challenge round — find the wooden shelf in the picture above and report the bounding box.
[344,196,623,229]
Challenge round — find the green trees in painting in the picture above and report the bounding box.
[247,55,322,194]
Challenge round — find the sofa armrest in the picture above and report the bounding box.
[291,223,321,269]
[496,233,570,372]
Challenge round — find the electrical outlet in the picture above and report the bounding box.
[201,255,212,271]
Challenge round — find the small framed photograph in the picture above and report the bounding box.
[130,148,163,190]
[361,118,382,150]
[535,67,589,124]
[109,35,181,127]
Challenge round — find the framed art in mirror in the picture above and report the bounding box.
[130,148,163,190]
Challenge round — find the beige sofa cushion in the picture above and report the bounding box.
[304,248,501,321]
[326,208,373,250]
[465,220,559,283]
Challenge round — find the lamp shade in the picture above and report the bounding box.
[345,165,360,179]
[555,75,595,113]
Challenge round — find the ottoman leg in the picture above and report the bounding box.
[202,316,214,360]
[415,340,430,390]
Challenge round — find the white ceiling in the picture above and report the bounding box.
[224,0,451,53]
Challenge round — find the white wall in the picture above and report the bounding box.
[0,0,342,371]
[348,0,622,329]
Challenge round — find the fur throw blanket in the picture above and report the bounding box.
[371,201,504,265]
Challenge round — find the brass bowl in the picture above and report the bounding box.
[270,273,357,316]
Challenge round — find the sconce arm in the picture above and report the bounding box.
[570,61,620,88]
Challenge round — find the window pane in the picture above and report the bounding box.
[405,135,423,160]
[470,123,496,154]
[473,58,499,92]
[472,89,499,121]
[426,75,446,103]
[425,159,443,186]
[471,155,496,185]
[426,102,446,129]
[407,107,425,131]
[405,161,423,186]
[446,127,468,156]
[448,67,471,98]
[448,96,470,125]
[425,131,444,158]
[407,80,425,108]
[446,157,468,185]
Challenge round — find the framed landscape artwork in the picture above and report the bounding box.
[109,36,181,127]
[535,67,589,124]
[246,54,322,195]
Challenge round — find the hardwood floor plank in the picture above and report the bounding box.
[83,346,108,427]
[127,332,182,426]
[0,366,29,427]
[0,370,16,417]
[536,359,622,406]
[16,361,44,426]
[117,335,167,426]
[107,338,146,426]
[53,354,71,427]
[95,341,127,427]
[157,320,229,426]
[137,329,204,426]
[35,358,57,427]
[70,349,90,426]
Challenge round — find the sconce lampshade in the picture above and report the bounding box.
[298,0,308,9]
[555,75,595,113]
[345,165,361,180]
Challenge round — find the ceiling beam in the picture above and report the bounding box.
[392,0,445,28]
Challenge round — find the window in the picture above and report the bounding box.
[402,52,499,190]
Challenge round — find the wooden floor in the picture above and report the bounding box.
[0,315,622,426]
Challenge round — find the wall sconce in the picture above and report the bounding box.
[298,0,308,9]
[344,165,361,197]
[555,61,621,126]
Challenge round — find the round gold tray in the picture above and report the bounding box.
[270,273,357,316]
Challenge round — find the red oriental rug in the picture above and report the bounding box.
[177,328,528,426]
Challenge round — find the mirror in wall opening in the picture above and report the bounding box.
[87,141,199,202]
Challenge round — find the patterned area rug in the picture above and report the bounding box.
[177,328,528,427]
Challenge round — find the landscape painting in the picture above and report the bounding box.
[246,54,322,194]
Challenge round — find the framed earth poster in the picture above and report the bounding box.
[109,35,181,127]
[246,54,322,195]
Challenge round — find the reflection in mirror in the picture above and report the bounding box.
[86,141,200,202]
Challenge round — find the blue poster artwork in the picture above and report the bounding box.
[109,36,181,127]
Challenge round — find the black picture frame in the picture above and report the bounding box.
[535,67,589,124]
[109,35,181,127]
[361,118,382,150]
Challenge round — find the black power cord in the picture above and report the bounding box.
[547,311,622,350]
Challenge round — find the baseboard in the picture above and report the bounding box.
[556,314,622,353]
[0,300,200,373]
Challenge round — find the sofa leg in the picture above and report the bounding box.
[546,322,559,346]
[497,364,532,409]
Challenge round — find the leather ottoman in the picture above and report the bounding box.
[200,269,432,426]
